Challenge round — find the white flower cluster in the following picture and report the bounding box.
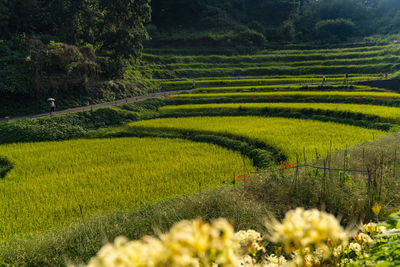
[266,208,348,256]
[237,254,287,267]
[235,230,265,256]
[160,218,239,266]
[362,222,387,235]
[87,236,166,267]
[87,208,389,267]
[87,218,239,267]
[347,222,385,257]
[263,254,287,267]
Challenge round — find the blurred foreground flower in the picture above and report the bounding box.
[265,207,349,266]
[87,218,239,267]
[85,208,386,267]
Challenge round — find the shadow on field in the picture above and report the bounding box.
[0,157,12,179]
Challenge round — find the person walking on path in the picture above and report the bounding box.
[322,75,326,84]
[48,98,56,113]
[192,80,196,89]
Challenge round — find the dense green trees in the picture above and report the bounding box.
[150,0,400,43]
[0,0,152,109]
[2,0,400,52]
[0,0,151,63]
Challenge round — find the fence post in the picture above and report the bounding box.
[394,148,397,179]
[303,146,307,174]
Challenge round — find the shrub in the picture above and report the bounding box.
[316,19,356,42]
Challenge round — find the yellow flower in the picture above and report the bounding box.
[372,202,381,216]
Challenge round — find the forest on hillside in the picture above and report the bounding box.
[151,0,400,43]
[1,0,400,114]
[2,0,400,45]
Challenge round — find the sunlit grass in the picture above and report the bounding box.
[129,117,385,163]
[170,91,399,99]
[159,102,400,121]
[0,137,254,239]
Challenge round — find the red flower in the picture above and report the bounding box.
[236,174,251,183]
[277,162,296,170]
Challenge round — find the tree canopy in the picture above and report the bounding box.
[0,0,151,61]
[150,0,400,42]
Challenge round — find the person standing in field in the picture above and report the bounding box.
[322,75,326,84]
[192,80,196,89]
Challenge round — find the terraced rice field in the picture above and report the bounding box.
[191,84,373,93]
[146,44,399,80]
[129,117,385,162]
[0,138,253,239]
[159,76,381,90]
[159,103,400,122]
[3,43,399,240]
[169,91,400,100]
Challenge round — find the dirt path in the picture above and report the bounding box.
[1,90,186,122]
[1,78,387,122]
